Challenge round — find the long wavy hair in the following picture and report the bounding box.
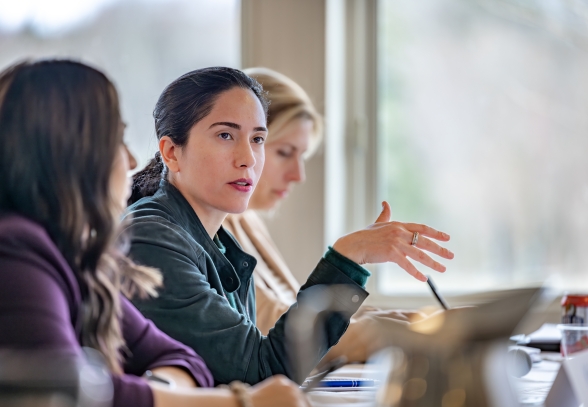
[0,60,161,374]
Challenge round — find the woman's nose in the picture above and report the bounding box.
[125,144,138,170]
[287,158,305,183]
[236,142,257,168]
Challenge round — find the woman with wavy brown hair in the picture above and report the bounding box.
[0,59,309,407]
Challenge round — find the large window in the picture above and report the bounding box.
[0,0,240,166]
[377,0,588,294]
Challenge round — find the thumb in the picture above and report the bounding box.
[375,201,392,223]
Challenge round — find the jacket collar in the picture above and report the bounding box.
[155,180,256,293]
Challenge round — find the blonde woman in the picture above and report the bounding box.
[223,68,445,365]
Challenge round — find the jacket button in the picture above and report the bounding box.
[243,261,248,268]
[352,295,359,303]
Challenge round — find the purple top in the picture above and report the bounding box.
[0,214,213,407]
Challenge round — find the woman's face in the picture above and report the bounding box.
[248,117,312,210]
[110,143,137,213]
[171,87,267,217]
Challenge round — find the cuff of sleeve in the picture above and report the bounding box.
[111,374,154,407]
[323,246,371,288]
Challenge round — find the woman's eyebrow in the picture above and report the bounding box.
[208,122,268,133]
[280,143,297,151]
[209,121,240,129]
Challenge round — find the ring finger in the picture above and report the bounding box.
[411,234,454,259]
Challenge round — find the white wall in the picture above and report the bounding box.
[241,0,327,283]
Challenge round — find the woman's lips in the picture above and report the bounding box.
[228,178,253,193]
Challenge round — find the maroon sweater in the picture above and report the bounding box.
[0,214,213,407]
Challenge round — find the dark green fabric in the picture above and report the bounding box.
[124,180,369,385]
[213,235,236,309]
[324,246,371,288]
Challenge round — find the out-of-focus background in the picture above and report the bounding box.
[0,0,241,165]
[1,0,587,306]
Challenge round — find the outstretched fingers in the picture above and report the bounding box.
[333,208,453,282]
[385,222,453,280]
[412,235,454,260]
[404,244,446,273]
[395,254,428,282]
[400,223,451,242]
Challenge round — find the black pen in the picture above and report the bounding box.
[426,275,450,310]
[301,356,348,393]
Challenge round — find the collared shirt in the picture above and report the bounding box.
[124,180,369,385]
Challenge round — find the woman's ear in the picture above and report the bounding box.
[159,136,181,173]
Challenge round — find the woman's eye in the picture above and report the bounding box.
[277,150,292,158]
[252,136,265,144]
[219,132,233,140]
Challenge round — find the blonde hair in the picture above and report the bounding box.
[244,67,323,157]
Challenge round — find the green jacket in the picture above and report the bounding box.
[124,180,369,385]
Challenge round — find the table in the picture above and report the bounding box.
[512,352,562,407]
[306,364,380,407]
[307,352,562,407]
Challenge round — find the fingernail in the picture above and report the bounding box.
[381,201,385,209]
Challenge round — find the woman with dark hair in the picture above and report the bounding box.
[0,60,309,407]
[224,67,430,368]
[126,66,454,385]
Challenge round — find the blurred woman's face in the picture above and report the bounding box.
[171,87,267,219]
[110,143,137,213]
[248,117,312,210]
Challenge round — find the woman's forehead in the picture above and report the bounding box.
[268,117,313,145]
[205,87,266,123]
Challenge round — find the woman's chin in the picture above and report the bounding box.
[252,197,280,212]
[223,202,250,215]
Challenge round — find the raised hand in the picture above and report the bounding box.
[332,201,454,281]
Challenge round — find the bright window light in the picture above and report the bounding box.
[377,0,588,295]
[0,0,118,35]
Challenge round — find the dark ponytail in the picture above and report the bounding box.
[128,67,269,205]
[128,152,164,205]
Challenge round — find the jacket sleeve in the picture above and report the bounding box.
[120,297,214,387]
[0,228,83,355]
[127,219,369,385]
